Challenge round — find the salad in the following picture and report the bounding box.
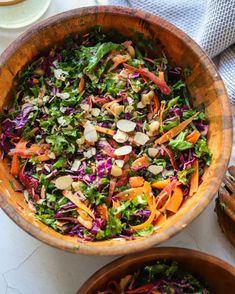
[0,27,211,241]
[99,260,211,293]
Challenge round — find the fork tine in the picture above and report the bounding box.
[223,175,235,195]
[228,166,235,178]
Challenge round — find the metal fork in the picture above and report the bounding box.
[218,166,235,222]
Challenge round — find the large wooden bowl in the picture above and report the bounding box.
[0,6,232,255]
[77,247,235,293]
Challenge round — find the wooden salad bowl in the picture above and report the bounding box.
[0,6,232,255]
[77,247,235,293]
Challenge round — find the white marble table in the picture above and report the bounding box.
[0,1,235,293]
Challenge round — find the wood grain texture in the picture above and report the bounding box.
[0,6,233,255]
[77,247,235,294]
[216,200,235,247]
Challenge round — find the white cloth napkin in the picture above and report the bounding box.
[106,0,235,104]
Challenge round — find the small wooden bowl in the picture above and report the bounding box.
[0,6,233,255]
[77,247,235,294]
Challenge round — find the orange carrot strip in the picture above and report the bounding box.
[155,179,178,209]
[63,190,95,219]
[10,155,20,177]
[186,130,201,144]
[129,176,145,188]
[77,208,93,221]
[159,102,166,127]
[158,71,165,82]
[35,154,51,162]
[166,186,183,213]
[102,97,124,109]
[78,76,85,93]
[154,213,167,228]
[131,187,156,230]
[96,204,109,221]
[131,181,157,230]
[189,158,199,197]
[123,63,171,95]
[151,178,171,189]
[115,187,144,201]
[154,112,199,146]
[94,125,115,136]
[8,140,46,158]
[153,95,160,116]
[161,144,177,170]
[131,155,150,171]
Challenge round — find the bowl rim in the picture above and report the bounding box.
[77,247,235,293]
[0,5,233,255]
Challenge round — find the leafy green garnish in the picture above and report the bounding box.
[195,138,212,165]
[168,131,193,151]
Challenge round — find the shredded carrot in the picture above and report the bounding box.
[123,63,171,95]
[186,130,201,144]
[189,158,199,197]
[155,179,178,209]
[153,94,160,116]
[78,76,85,93]
[131,182,156,230]
[158,71,165,82]
[129,176,145,188]
[131,155,150,171]
[77,208,93,221]
[115,187,144,201]
[94,125,115,136]
[63,190,95,219]
[96,204,109,221]
[35,154,51,162]
[161,144,177,170]
[159,102,166,127]
[154,112,199,146]
[102,97,124,109]
[151,178,171,189]
[8,140,47,158]
[154,213,167,228]
[10,155,20,177]
[166,186,183,213]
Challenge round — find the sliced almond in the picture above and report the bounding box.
[76,136,85,145]
[111,165,123,177]
[114,145,132,156]
[117,119,136,132]
[91,108,101,117]
[148,148,159,158]
[55,175,73,190]
[113,130,129,143]
[80,103,90,111]
[137,101,145,109]
[83,147,96,158]
[84,123,98,142]
[134,132,150,145]
[147,165,164,175]
[72,181,82,191]
[71,159,81,171]
[115,159,125,168]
